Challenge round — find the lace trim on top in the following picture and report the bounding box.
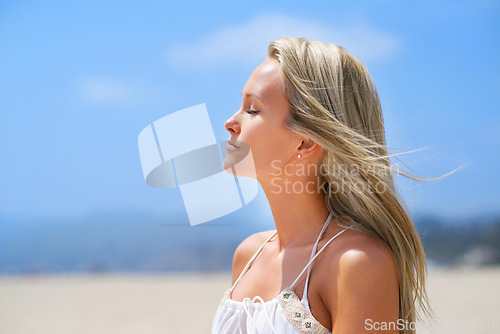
[217,287,331,333]
[278,288,330,333]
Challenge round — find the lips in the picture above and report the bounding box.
[226,139,240,150]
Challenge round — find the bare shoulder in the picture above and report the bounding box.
[232,230,277,284]
[319,229,400,332]
[336,229,398,276]
[319,229,399,289]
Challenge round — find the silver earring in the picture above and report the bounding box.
[298,154,301,159]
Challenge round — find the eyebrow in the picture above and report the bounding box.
[241,92,266,105]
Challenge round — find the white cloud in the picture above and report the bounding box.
[167,14,400,68]
[77,77,165,106]
[78,77,134,104]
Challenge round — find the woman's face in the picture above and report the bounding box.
[224,57,302,181]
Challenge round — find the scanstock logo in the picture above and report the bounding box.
[138,103,258,226]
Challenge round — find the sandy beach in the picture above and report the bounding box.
[0,266,498,334]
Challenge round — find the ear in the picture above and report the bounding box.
[296,138,322,160]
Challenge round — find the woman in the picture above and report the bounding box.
[212,37,432,334]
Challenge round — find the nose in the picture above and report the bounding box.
[224,110,241,134]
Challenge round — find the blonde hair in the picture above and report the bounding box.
[267,37,433,332]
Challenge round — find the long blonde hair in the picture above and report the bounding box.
[268,37,433,332]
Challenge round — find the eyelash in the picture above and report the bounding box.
[238,108,260,115]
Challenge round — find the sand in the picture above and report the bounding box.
[0,267,498,334]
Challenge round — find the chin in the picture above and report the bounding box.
[223,145,257,179]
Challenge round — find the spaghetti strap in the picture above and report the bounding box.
[230,230,278,292]
[301,212,332,304]
[290,227,349,290]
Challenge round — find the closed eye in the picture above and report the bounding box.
[245,109,260,115]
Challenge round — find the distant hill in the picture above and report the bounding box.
[415,214,500,266]
[0,212,262,275]
[1,212,499,275]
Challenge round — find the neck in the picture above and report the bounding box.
[260,175,332,250]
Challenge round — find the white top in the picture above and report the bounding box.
[212,212,349,334]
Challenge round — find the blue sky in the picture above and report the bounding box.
[0,0,499,225]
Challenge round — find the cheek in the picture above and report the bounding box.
[248,126,297,171]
